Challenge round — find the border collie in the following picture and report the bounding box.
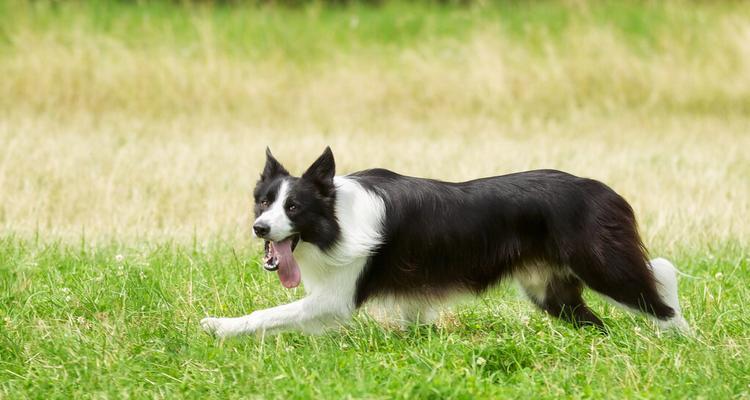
[201,147,689,338]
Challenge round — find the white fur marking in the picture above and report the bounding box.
[202,176,386,338]
[367,295,445,328]
[649,258,690,333]
[254,179,294,242]
[514,264,564,304]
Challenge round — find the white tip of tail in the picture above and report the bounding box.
[649,258,691,334]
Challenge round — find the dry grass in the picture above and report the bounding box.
[0,1,748,251]
[1,4,749,398]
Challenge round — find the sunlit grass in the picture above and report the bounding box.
[0,1,749,398]
[0,239,748,398]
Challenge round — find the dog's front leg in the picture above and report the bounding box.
[201,296,351,339]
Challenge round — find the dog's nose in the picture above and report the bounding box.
[253,222,270,237]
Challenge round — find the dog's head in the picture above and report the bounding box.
[252,147,340,287]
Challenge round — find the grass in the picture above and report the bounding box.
[1,0,749,398]
[1,239,748,398]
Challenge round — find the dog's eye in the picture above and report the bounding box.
[286,204,297,212]
[260,200,269,208]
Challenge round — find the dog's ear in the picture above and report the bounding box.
[261,147,289,180]
[302,147,336,193]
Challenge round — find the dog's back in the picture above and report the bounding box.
[350,168,686,331]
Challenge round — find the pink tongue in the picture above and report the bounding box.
[272,239,300,289]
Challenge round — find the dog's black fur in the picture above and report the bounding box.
[349,168,674,329]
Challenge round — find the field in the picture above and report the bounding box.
[1,0,749,398]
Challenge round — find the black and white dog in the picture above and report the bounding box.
[201,147,688,338]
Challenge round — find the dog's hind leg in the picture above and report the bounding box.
[516,267,605,330]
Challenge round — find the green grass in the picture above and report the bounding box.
[1,238,748,398]
[1,0,744,61]
[2,0,750,398]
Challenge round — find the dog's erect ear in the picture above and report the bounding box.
[302,146,336,189]
[261,147,289,180]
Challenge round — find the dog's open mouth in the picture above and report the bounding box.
[263,236,301,289]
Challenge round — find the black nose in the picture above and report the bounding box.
[253,222,270,237]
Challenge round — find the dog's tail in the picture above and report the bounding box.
[648,258,691,333]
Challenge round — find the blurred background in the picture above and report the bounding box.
[0,0,748,251]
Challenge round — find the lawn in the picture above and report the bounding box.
[1,0,749,398]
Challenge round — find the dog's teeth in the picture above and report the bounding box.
[264,256,279,271]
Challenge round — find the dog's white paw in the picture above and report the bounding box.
[200,317,222,336]
[657,315,693,336]
[201,317,239,339]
